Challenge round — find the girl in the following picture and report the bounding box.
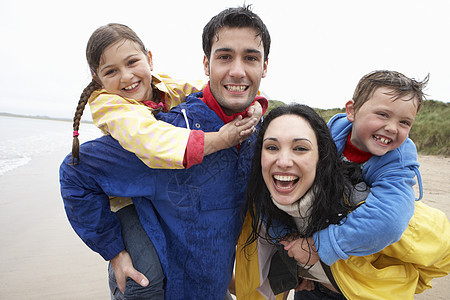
[236,104,449,300]
[72,23,265,299]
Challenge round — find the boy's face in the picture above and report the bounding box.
[346,87,418,156]
[203,26,268,115]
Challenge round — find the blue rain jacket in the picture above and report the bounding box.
[60,92,257,299]
[314,113,423,265]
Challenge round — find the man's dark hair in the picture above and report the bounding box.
[202,5,271,61]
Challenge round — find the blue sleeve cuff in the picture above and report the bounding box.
[314,227,348,266]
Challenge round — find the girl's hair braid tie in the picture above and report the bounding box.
[73,131,80,137]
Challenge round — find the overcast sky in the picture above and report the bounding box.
[1,0,449,120]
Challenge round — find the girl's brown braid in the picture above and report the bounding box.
[72,79,101,164]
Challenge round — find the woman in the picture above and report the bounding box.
[235,104,450,300]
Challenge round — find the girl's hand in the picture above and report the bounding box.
[203,104,260,155]
[245,100,263,122]
[217,115,258,148]
[110,250,149,293]
[280,237,319,266]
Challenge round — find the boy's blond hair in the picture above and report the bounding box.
[352,70,429,112]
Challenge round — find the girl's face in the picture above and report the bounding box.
[96,39,154,102]
[261,114,319,206]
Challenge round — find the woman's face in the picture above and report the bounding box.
[261,114,319,205]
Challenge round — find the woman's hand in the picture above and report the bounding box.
[280,236,319,266]
[110,250,149,293]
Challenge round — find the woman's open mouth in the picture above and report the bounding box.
[273,174,299,190]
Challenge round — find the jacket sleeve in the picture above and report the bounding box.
[89,91,190,169]
[315,147,418,265]
[59,136,158,260]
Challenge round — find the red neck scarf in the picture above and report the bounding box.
[342,133,373,164]
[200,83,258,124]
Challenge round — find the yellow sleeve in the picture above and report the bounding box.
[89,90,189,169]
[154,72,206,109]
[331,201,450,299]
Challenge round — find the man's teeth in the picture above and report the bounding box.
[274,175,298,182]
[374,135,392,144]
[124,82,139,90]
[226,85,247,92]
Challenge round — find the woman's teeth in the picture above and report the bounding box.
[274,175,299,189]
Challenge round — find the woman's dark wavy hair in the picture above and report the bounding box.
[244,104,360,249]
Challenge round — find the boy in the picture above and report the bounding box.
[314,70,428,265]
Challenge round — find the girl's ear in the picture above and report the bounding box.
[345,100,356,122]
[147,50,154,71]
[92,73,103,88]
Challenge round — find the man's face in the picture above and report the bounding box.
[203,27,268,115]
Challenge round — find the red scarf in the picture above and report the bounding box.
[200,83,263,123]
[342,133,373,164]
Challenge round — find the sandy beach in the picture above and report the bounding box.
[0,151,448,299]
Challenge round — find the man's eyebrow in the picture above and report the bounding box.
[213,47,233,54]
[244,49,262,56]
[213,48,262,56]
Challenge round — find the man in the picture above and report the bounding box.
[60,6,270,300]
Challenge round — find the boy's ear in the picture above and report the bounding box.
[345,100,356,122]
[203,55,210,76]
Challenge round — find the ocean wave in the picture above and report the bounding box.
[0,155,31,176]
[0,116,101,176]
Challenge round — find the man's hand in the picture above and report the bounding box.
[280,237,319,266]
[110,250,149,293]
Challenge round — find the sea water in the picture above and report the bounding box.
[0,115,101,176]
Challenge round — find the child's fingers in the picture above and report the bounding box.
[247,106,255,117]
[280,239,295,251]
[232,115,243,126]
[236,117,257,130]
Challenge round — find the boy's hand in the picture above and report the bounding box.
[110,250,149,293]
[280,237,319,266]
